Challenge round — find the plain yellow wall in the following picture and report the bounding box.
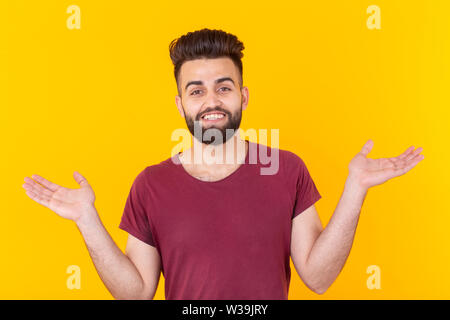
[1,0,448,299]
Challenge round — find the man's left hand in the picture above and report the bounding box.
[347,139,424,190]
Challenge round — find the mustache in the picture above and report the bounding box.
[196,107,232,121]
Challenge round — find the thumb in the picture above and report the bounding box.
[73,171,89,187]
[359,139,374,157]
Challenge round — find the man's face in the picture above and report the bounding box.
[175,57,249,145]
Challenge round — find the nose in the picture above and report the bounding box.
[203,89,223,109]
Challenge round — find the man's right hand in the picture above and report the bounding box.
[22,171,96,223]
[22,170,161,299]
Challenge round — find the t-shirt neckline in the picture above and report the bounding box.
[173,139,251,184]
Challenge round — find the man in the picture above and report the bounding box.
[22,28,424,300]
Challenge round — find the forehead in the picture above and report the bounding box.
[179,57,239,86]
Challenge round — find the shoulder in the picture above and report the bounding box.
[252,142,308,182]
[276,148,307,174]
[131,155,179,187]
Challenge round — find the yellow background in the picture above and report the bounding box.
[1,0,449,299]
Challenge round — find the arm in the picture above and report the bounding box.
[23,171,161,299]
[76,209,161,299]
[291,180,366,294]
[291,140,424,294]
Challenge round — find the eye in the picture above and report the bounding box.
[219,87,231,92]
[191,90,202,96]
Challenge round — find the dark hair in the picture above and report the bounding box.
[169,28,245,95]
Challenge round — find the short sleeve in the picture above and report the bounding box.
[292,156,322,219]
[119,168,155,247]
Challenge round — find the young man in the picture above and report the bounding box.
[22,28,424,300]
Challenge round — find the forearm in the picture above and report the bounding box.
[303,177,368,293]
[75,208,146,300]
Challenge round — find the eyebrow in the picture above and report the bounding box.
[184,77,235,92]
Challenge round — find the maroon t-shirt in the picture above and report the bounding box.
[119,140,321,300]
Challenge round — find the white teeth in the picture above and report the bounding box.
[204,114,224,120]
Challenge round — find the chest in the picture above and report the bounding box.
[149,179,294,259]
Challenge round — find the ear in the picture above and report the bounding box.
[240,86,249,111]
[175,95,186,118]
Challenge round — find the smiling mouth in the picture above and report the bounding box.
[201,112,226,122]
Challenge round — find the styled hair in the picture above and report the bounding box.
[169,28,245,95]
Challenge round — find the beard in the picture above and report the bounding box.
[184,104,243,146]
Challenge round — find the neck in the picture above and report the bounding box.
[179,130,248,179]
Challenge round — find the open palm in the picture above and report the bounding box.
[348,140,424,190]
[22,171,95,222]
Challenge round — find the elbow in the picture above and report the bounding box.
[113,292,154,300]
[138,291,156,300]
[298,263,333,295]
[136,286,157,300]
[111,285,156,300]
[302,269,333,295]
[312,286,328,295]
[130,288,156,300]
[307,281,330,295]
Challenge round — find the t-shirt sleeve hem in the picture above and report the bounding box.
[119,221,156,247]
[292,193,322,220]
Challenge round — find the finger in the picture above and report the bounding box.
[360,139,374,157]
[73,171,89,187]
[405,147,423,162]
[30,174,60,192]
[402,155,424,174]
[394,153,424,176]
[24,188,52,207]
[23,178,54,198]
[389,146,420,167]
[397,146,415,160]
[389,146,414,165]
